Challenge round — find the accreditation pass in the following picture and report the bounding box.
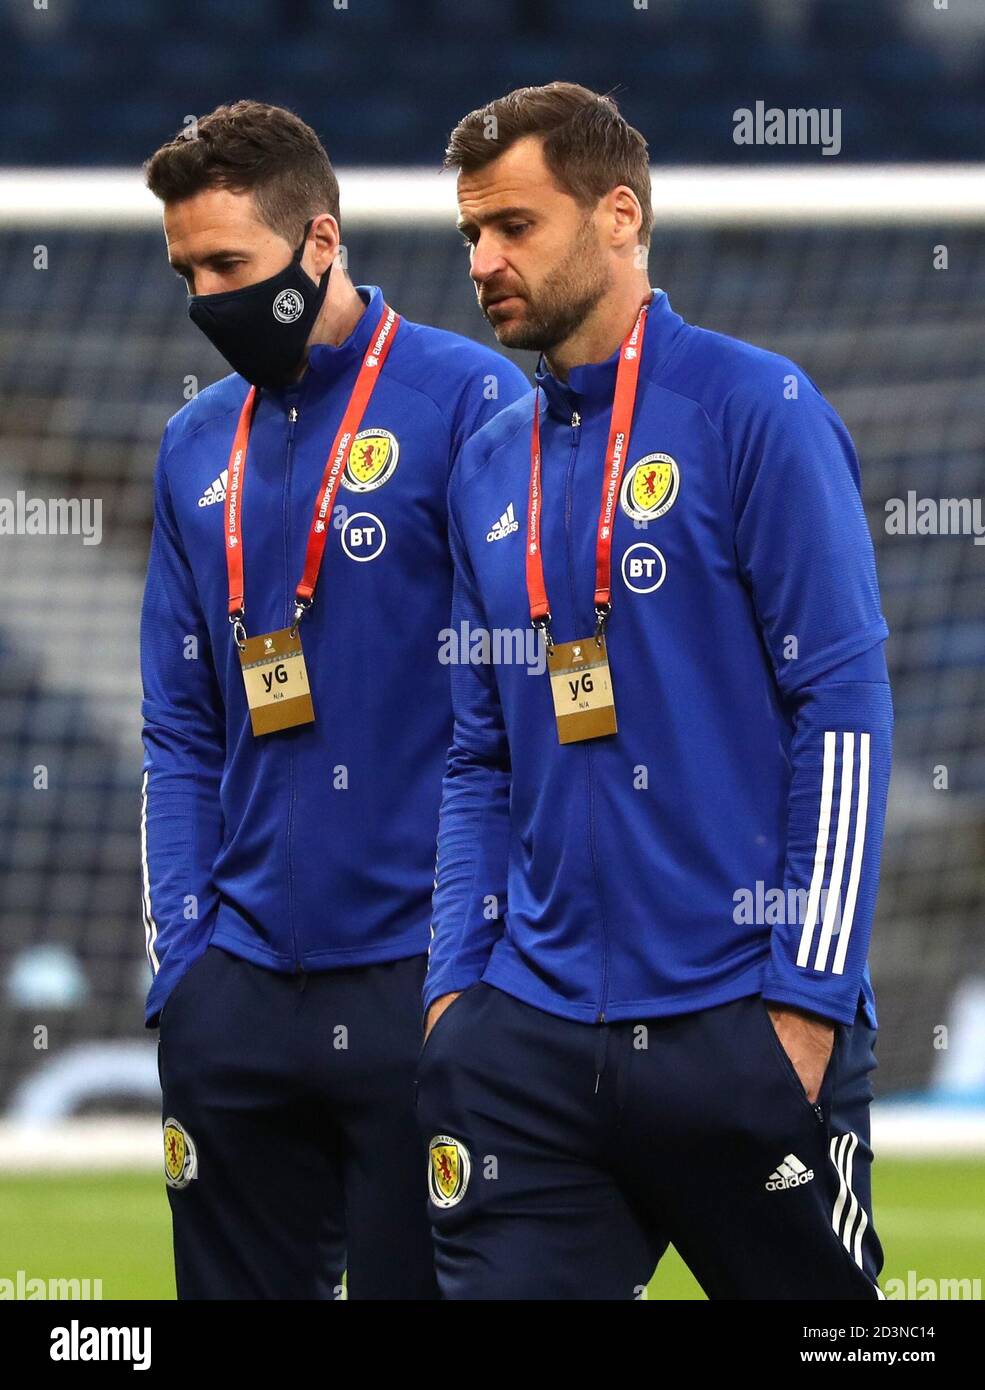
[238,626,315,736]
[547,635,618,744]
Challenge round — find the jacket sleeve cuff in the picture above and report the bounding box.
[760,977,858,1027]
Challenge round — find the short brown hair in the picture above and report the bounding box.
[144,100,341,244]
[445,82,652,244]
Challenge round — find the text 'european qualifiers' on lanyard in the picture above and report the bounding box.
[223,304,401,737]
[526,299,649,746]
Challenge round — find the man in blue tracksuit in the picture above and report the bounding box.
[419,84,893,1299]
[139,101,528,1298]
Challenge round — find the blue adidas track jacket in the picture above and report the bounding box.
[140,285,529,1026]
[425,289,893,1029]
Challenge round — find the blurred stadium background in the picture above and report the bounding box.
[0,0,982,1297]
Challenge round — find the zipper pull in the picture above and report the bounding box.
[571,410,581,429]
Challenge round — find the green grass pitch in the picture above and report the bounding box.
[0,1159,981,1300]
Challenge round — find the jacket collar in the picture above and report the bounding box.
[535,289,684,421]
[303,284,386,382]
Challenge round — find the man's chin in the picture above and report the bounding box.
[487,314,547,352]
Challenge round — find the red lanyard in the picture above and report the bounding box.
[224,303,401,633]
[525,300,649,639]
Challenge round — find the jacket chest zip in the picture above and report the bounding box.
[549,397,611,1022]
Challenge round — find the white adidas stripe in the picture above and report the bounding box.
[834,733,870,976]
[814,733,855,971]
[829,1130,885,1298]
[797,731,872,974]
[831,1132,860,1256]
[797,731,836,967]
[139,770,159,974]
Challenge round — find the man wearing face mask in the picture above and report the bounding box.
[139,100,529,1299]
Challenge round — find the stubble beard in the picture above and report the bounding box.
[484,219,612,353]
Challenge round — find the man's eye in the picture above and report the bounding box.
[504,223,529,238]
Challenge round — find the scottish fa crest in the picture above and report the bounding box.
[428,1134,471,1208]
[342,428,400,492]
[620,454,679,523]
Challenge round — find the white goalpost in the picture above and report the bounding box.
[3,163,985,226]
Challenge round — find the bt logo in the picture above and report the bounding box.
[341,512,387,562]
[621,543,666,594]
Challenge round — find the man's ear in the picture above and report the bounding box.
[308,213,342,275]
[607,185,643,251]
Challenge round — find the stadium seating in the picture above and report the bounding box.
[2,0,985,165]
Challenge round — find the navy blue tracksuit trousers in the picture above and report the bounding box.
[158,945,438,1300]
[416,984,884,1300]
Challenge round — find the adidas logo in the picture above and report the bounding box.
[765,1153,815,1191]
[486,502,519,542]
[198,469,228,507]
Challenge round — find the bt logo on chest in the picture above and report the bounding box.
[341,511,387,562]
[622,543,666,594]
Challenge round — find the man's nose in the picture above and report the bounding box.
[469,237,507,286]
[193,270,225,297]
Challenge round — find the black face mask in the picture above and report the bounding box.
[187,222,332,390]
